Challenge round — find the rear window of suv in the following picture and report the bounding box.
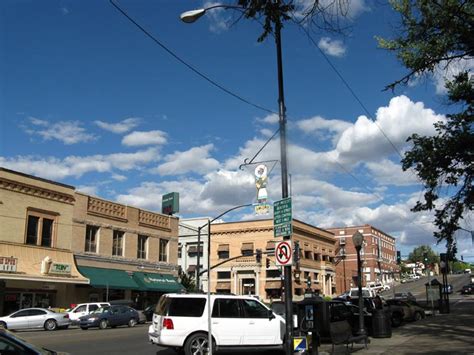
[155,297,206,317]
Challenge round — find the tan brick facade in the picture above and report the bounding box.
[209,219,337,302]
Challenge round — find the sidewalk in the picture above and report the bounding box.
[317,298,474,355]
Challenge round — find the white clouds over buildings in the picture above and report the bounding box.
[122,130,167,146]
[24,117,97,145]
[318,37,346,57]
[94,117,141,134]
[154,144,219,175]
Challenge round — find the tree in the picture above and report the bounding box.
[178,269,196,292]
[408,245,439,265]
[378,0,474,252]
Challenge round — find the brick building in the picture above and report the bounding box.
[327,225,398,294]
[209,219,337,302]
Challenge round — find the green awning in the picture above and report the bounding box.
[133,272,184,293]
[78,266,139,290]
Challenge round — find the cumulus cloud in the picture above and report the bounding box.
[318,37,346,57]
[257,113,279,125]
[94,117,140,134]
[0,148,159,180]
[432,57,474,94]
[296,115,352,144]
[203,1,230,33]
[24,117,96,145]
[154,144,219,176]
[365,159,419,186]
[122,130,167,146]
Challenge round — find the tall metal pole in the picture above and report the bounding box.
[275,15,293,355]
[356,246,366,336]
[207,220,212,355]
[196,226,202,290]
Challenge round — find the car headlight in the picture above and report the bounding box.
[88,317,99,321]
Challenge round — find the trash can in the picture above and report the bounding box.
[371,309,392,338]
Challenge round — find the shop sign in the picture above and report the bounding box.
[49,262,72,275]
[0,256,17,272]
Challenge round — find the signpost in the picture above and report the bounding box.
[274,197,292,237]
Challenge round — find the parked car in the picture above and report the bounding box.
[461,283,474,295]
[348,287,377,299]
[67,302,110,324]
[79,305,139,330]
[393,292,416,302]
[386,299,425,324]
[0,308,70,331]
[0,327,68,354]
[149,293,285,355]
[108,299,146,324]
[143,304,155,322]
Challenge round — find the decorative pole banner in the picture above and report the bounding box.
[254,164,270,215]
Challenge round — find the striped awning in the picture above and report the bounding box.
[266,241,276,250]
[216,282,231,290]
[241,243,254,251]
[187,265,197,273]
[265,281,282,289]
[217,244,229,252]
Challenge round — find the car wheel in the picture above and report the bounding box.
[414,312,422,321]
[128,318,137,328]
[392,313,403,327]
[44,319,58,331]
[184,332,214,355]
[0,321,7,329]
[99,319,108,330]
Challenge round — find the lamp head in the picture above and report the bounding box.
[352,231,364,248]
[180,9,206,23]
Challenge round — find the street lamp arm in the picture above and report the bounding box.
[208,203,254,225]
[180,5,245,23]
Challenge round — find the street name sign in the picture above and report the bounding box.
[275,240,293,266]
[273,197,292,237]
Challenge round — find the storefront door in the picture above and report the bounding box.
[20,293,33,309]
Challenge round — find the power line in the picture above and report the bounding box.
[109,0,276,115]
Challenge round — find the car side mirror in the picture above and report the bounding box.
[268,310,275,319]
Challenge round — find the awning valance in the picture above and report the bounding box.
[133,272,183,293]
[216,282,231,290]
[265,241,276,250]
[187,265,196,273]
[188,246,203,253]
[265,281,282,289]
[0,242,89,284]
[241,243,254,251]
[77,266,138,289]
[217,244,229,252]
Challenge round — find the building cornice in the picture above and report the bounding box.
[0,177,75,205]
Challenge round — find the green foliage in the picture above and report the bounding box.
[179,270,196,292]
[451,260,471,272]
[408,245,439,264]
[378,0,474,251]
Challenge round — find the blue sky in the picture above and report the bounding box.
[1,0,473,261]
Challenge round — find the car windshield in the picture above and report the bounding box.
[92,306,110,314]
[351,289,371,297]
[1,329,53,355]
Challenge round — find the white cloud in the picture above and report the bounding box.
[365,159,419,186]
[25,118,96,145]
[154,144,219,176]
[76,185,98,196]
[122,130,167,146]
[94,118,141,134]
[111,174,127,181]
[318,37,346,57]
[257,113,279,125]
[203,2,230,33]
[296,115,351,144]
[0,148,159,180]
[432,57,474,94]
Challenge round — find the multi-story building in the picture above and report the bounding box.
[209,218,337,302]
[0,168,182,315]
[178,218,210,286]
[327,225,398,293]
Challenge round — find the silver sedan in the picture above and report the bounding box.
[0,308,71,331]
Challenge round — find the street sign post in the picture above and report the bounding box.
[275,241,293,266]
[274,197,292,238]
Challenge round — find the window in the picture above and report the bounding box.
[167,298,206,317]
[112,230,124,256]
[217,244,229,259]
[178,244,182,259]
[74,305,87,313]
[159,239,168,262]
[266,269,281,278]
[89,305,99,312]
[137,235,148,259]
[11,310,30,318]
[85,225,99,253]
[212,298,241,318]
[28,309,46,316]
[241,243,254,257]
[241,299,269,318]
[217,271,231,279]
[25,209,56,247]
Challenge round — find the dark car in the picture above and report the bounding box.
[79,305,139,330]
[461,284,474,295]
[386,299,425,325]
[393,292,416,302]
[0,327,68,354]
[143,304,155,322]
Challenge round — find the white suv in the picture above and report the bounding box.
[148,293,285,354]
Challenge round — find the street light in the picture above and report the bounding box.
[352,231,367,336]
[181,5,292,354]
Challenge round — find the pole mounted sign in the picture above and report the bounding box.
[273,197,292,237]
[275,240,293,266]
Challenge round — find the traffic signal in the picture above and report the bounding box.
[256,249,262,264]
[266,258,270,268]
[461,255,464,261]
[293,241,300,263]
[423,252,428,263]
[396,251,401,264]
